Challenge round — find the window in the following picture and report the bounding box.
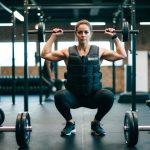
[0,42,36,66]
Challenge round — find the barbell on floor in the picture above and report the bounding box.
[124,100,150,147]
[0,110,32,148]
[28,21,139,42]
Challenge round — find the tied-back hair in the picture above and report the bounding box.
[75,19,93,32]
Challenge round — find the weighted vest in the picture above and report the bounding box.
[64,45,102,96]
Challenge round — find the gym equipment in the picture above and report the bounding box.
[0,76,53,96]
[0,108,5,126]
[124,111,138,147]
[123,0,150,147]
[118,92,150,103]
[124,102,150,147]
[28,21,139,42]
[0,112,32,147]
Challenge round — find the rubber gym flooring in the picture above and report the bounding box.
[0,94,150,150]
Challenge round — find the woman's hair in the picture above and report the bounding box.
[75,19,93,32]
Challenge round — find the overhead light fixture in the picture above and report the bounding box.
[14,10,24,22]
[140,22,150,25]
[0,23,13,26]
[70,22,106,26]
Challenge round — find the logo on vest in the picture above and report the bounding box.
[88,57,99,61]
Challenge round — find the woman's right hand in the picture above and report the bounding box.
[52,28,63,36]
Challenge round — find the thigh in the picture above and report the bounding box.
[82,89,114,109]
[54,89,81,109]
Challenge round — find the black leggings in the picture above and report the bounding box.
[54,89,114,122]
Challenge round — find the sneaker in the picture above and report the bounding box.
[61,122,76,136]
[91,121,106,136]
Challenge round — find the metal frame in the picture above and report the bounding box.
[24,0,29,111]
[26,3,119,10]
[130,0,137,111]
[11,12,16,105]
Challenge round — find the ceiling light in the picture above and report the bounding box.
[0,23,13,26]
[139,22,150,25]
[70,22,106,26]
[14,10,24,22]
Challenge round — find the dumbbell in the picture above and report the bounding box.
[0,110,32,148]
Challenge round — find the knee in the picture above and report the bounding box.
[54,90,63,103]
[100,89,115,105]
[54,90,67,106]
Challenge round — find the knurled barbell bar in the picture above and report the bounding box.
[28,21,139,42]
[124,102,150,147]
[0,111,32,148]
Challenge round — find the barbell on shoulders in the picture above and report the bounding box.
[0,111,32,148]
[28,21,139,42]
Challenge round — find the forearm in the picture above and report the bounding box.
[41,34,57,59]
[114,37,127,58]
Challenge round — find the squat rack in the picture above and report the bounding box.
[0,2,24,105]
[23,0,136,111]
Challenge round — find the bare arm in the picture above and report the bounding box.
[100,28,127,61]
[45,60,52,79]
[41,28,67,61]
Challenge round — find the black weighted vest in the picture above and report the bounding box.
[64,45,102,96]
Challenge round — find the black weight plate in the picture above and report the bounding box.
[15,112,22,147]
[38,22,45,42]
[21,112,31,147]
[146,100,150,107]
[122,21,129,42]
[124,111,138,147]
[132,111,139,145]
[16,112,31,147]
[0,108,5,126]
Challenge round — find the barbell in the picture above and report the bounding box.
[124,100,150,147]
[0,110,32,148]
[28,21,139,42]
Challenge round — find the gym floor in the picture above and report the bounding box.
[0,94,150,150]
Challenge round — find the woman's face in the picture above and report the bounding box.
[75,24,92,45]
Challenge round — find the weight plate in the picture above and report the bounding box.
[132,111,139,145]
[122,21,129,42]
[16,112,31,147]
[38,22,45,42]
[16,112,22,146]
[124,111,138,147]
[0,108,5,126]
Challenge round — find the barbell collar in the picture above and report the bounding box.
[0,126,32,132]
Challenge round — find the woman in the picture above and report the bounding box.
[41,19,127,136]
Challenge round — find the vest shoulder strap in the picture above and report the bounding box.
[68,45,78,56]
[88,45,99,56]
[68,45,99,56]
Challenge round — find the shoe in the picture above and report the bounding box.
[91,121,106,136]
[61,122,76,136]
